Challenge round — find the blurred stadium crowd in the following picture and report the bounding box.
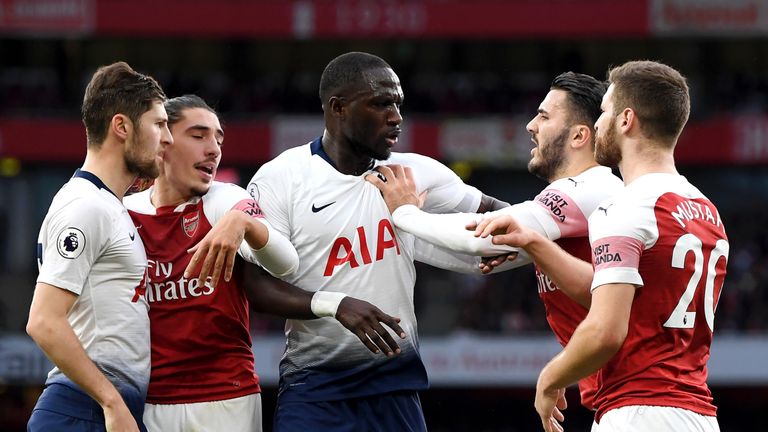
[2,39,768,120]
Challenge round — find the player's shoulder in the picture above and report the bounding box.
[384,151,441,167]
[45,180,121,236]
[262,143,312,170]
[207,180,247,195]
[624,173,705,203]
[557,166,622,192]
[381,152,454,182]
[204,181,251,203]
[250,144,310,190]
[123,188,153,213]
[589,176,662,231]
[56,178,121,216]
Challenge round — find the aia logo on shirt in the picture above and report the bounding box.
[182,211,200,238]
[324,219,400,276]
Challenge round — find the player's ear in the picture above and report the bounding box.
[571,124,591,149]
[111,114,131,141]
[328,96,346,119]
[620,108,635,134]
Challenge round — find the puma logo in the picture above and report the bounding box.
[598,204,614,216]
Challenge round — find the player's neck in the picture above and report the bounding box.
[149,179,189,208]
[321,133,374,176]
[549,154,599,183]
[81,147,135,200]
[618,145,677,185]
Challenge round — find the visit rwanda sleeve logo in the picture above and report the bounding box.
[56,227,86,259]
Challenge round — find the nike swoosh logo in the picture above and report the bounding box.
[312,202,335,213]
[129,232,135,241]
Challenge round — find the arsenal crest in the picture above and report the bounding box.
[182,211,200,238]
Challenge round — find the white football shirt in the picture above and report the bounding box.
[36,170,150,394]
[247,137,482,402]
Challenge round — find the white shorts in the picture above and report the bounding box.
[593,405,719,432]
[144,393,262,432]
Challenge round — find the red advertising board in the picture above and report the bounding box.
[2,115,766,166]
[0,0,93,35]
[1,0,649,38]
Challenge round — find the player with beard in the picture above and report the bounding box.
[27,62,170,432]
[367,72,622,411]
[247,51,509,431]
[475,61,727,432]
[125,95,400,432]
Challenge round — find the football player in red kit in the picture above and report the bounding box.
[475,61,727,432]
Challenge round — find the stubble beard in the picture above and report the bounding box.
[528,128,569,182]
[351,136,390,161]
[594,122,622,168]
[125,129,160,179]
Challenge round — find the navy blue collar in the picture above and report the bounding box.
[73,169,117,197]
[310,136,339,170]
[310,136,375,175]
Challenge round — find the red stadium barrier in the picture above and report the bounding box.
[2,115,767,165]
[0,0,648,38]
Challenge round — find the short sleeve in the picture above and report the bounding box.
[37,199,110,295]
[588,199,648,292]
[202,183,270,262]
[247,160,291,239]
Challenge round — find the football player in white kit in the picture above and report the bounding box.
[367,72,623,413]
[126,95,410,432]
[27,62,170,432]
[475,61,727,432]
[248,52,510,431]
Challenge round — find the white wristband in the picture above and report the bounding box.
[311,291,348,318]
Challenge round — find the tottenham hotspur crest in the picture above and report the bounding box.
[56,227,86,259]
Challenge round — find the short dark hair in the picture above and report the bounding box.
[81,61,166,148]
[165,94,217,127]
[551,72,607,127]
[319,52,392,105]
[607,60,690,144]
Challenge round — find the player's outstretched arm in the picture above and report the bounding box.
[185,210,298,289]
[247,271,406,356]
[474,214,593,308]
[366,166,517,257]
[27,283,139,432]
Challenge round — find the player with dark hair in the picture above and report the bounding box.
[368,71,621,411]
[127,94,401,432]
[476,61,727,432]
[28,61,170,432]
[248,51,509,431]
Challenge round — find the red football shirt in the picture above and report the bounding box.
[589,173,728,421]
[125,182,262,404]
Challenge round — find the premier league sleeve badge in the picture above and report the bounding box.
[56,227,86,259]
